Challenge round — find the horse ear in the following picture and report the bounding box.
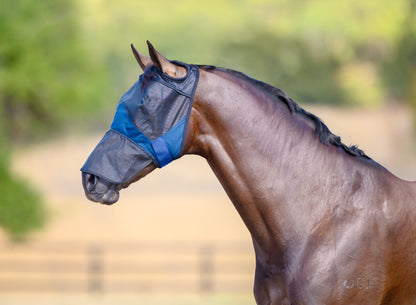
[146,40,186,78]
[131,43,152,71]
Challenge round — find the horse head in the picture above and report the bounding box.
[81,41,199,204]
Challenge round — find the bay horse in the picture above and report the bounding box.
[81,41,416,304]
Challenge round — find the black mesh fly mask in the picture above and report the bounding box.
[81,62,199,184]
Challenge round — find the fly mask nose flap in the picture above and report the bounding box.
[81,62,199,184]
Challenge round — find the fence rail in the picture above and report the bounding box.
[0,242,254,294]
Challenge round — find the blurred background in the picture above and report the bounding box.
[0,0,415,304]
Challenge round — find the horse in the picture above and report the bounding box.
[81,41,416,304]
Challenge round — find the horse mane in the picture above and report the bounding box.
[198,65,372,161]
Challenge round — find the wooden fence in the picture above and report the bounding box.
[0,242,254,294]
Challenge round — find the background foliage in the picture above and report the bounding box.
[79,0,415,106]
[0,0,415,239]
[0,0,108,239]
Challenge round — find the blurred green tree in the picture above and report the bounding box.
[0,0,109,140]
[382,0,416,113]
[0,0,109,239]
[220,30,347,104]
[83,0,410,108]
[0,146,46,241]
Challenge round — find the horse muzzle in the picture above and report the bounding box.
[82,172,120,205]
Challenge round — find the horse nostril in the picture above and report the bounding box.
[83,173,97,192]
[88,174,97,191]
[88,174,95,184]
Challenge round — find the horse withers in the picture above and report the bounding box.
[81,41,416,305]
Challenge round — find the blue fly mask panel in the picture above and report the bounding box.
[81,62,199,184]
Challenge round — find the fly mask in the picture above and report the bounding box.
[81,62,199,184]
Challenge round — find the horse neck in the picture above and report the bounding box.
[187,69,380,257]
